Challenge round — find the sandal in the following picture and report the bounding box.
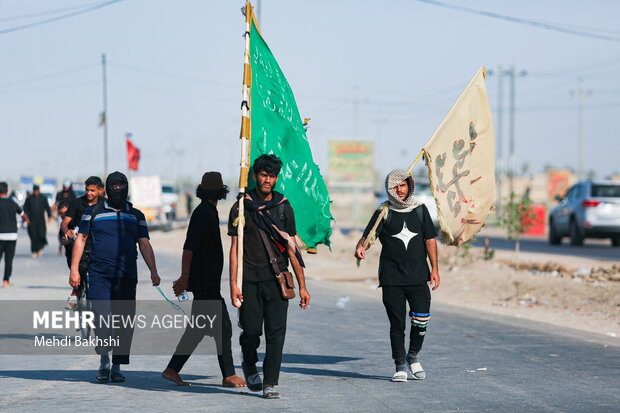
[406,355,426,380]
[242,362,262,392]
[111,371,125,383]
[392,370,408,382]
[96,368,110,382]
[263,385,280,399]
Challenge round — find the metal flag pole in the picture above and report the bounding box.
[101,53,108,178]
[235,1,254,307]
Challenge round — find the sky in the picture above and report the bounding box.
[1,0,619,188]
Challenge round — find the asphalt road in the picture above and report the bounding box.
[472,235,620,262]
[0,229,619,412]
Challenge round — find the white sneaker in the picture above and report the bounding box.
[392,370,407,382]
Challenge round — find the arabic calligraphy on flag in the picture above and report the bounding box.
[243,3,333,250]
[423,67,495,246]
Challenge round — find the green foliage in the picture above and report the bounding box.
[501,193,536,240]
[459,240,473,258]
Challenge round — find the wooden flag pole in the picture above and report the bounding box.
[406,149,425,176]
[235,1,254,307]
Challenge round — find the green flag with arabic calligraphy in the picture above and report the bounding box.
[247,11,332,249]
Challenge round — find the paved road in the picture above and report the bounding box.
[0,228,619,412]
[472,236,620,262]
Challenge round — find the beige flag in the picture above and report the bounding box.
[420,66,495,246]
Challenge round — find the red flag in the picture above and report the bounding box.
[126,136,140,171]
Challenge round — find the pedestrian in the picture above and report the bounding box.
[228,154,311,399]
[185,191,193,217]
[54,179,77,208]
[354,170,440,382]
[23,185,51,257]
[54,179,77,254]
[162,171,246,388]
[0,182,29,287]
[60,176,103,308]
[69,171,161,383]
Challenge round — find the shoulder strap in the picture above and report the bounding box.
[89,201,104,221]
[415,205,425,239]
[416,205,424,223]
[257,228,281,275]
[276,203,286,229]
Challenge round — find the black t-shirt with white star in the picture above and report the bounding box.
[362,204,437,286]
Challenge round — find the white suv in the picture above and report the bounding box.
[548,180,620,246]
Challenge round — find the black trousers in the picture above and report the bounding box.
[167,293,235,378]
[0,240,16,281]
[27,222,47,253]
[238,279,288,386]
[382,284,431,365]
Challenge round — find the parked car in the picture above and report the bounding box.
[161,184,178,221]
[548,180,620,246]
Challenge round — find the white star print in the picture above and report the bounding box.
[392,221,418,250]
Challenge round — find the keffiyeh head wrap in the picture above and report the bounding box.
[385,169,421,211]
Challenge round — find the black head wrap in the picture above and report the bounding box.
[106,171,128,209]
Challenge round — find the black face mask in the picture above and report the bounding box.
[106,172,128,209]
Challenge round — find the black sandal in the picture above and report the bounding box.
[111,371,125,383]
[96,368,110,382]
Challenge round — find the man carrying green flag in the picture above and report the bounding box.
[236,0,332,257]
[228,155,310,399]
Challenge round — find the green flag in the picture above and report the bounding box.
[247,13,332,249]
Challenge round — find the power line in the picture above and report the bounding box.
[109,61,236,88]
[0,1,105,23]
[0,0,127,36]
[0,63,98,89]
[415,0,620,42]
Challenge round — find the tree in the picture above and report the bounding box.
[501,193,536,267]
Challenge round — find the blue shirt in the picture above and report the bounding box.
[79,201,149,279]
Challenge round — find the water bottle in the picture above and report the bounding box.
[172,280,189,301]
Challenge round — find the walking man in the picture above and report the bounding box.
[355,170,440,382]
[0,182,29,287]
[23,185,51,257]
[162,171,246,388]
[69,172,161,383]
[228,154,311,399]
[54,179,77,254]
[60,176,103,307]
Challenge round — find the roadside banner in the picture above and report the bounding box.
[417,67,495,245]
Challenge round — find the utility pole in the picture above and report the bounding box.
[571,78,591,180]
[352,86,360,137]
[101,53,108,178]
[504,66,527,199]
[496,66,504,217]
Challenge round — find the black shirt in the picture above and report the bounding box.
[227,191,296,282]
[0,197,22,237]
[363,204,437,286]
[23,195,50,225]
[183,201,224,298]
[66,196,91,230]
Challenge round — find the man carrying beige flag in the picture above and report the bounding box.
[356,66,495,382]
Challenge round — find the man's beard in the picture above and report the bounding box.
[257,183,273,195]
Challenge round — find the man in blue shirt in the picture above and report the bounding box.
[69,171,161,383]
